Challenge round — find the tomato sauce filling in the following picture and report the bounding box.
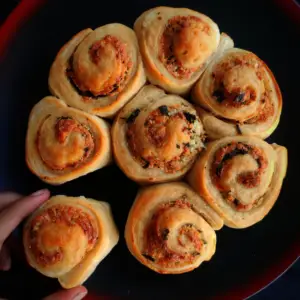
[211,142,268,211]
[37,117,94,170]
[142,199,204,268]
[126,106,201,173]
[211,53,274,122]
[66,35,132,98]
[160,16,207,79]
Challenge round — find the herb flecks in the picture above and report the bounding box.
[141,158,150,169]
[213,90,225,103]
[183,112,196,123]
[234,93,245,103]
[159,105,169,116]
[57,116,72,121]
[161,228,170,241]
[236,124,242,134]
[233,199,240,206]
[126,109,140,124]
[142,254,155,262]
[223,148,248,161]
[215,144,249,178]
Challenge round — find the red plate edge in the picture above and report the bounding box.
[0,1,299,299]
[0,0,45,60]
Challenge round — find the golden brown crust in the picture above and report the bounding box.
[125,182,223,274]
[26,96,112,185]
[49,24,146,118]
[192,48,282,140]
[23,195,119,288]
[187,136,287,228]
[112,85,206,184]
[134,7,230,95]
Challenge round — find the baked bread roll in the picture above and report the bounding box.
[134,7,233,95]
[112,85,206,184]
[125,182,223,274]
[23,195,119,288]
[192,48,282,139]
[187,136,287,228]
[49,24,146,118]
[26,96,111,185]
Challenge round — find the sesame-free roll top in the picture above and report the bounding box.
[49,24,146,117]
[125,182,223,274]
[26,96,111,184]
[187,136,287,228]
[112,85,206,184]
[134,7,232,95]
[23,195,119,288]
[193,48,282,140]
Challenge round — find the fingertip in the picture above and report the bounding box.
[0,262,11,271]
[42,286,88,300]
[27,189,51,207]
[0,189,51,243]
[0,250,11,271]
[73,286,88,300]
[30,189,50,197]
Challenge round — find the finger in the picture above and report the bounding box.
[0,244,11,271]
[43,286,87,300]
[0,189,50,248]
[0,192,22,211]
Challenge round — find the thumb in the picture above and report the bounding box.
[0,189,50,248]
[43,286,87,300]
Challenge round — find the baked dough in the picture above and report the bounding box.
[26,96,111,185]
[125,182,223,274]
[134,7,233,95]
[187,136,287,228]
[112,85,206,184]
[23,195,119,288]
[49,24,146,118]
[192,48,282,139]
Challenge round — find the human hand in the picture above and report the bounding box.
[0,190,88,300]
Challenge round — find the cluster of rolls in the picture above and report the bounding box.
[24,6,287,286]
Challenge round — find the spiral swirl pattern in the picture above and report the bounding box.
[187,136,287,228]
[193,49,282,140]
[26,96,111,184]
[49,24,146,117]
[134,7,222,95]
[24,195,119,288]
[112,85,206,183]
[125,182,223,274]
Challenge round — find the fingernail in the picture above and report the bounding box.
[73,291,87,300]
[0,258,11,271]
[0,263,10,271]
[30,189,48,197]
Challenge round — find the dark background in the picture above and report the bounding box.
[0,0,299,299]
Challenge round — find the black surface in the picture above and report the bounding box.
[0,0,299,299]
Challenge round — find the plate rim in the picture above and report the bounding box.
[0,0,299,299]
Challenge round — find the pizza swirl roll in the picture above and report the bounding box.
[187,136,287,228]
[193,48,282,139]
[49,24,146,117]
[26,96,111,185]
[112,85,206,183]
[134,7,232,95]
[125,182,223,274]
[23,195,119,288]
